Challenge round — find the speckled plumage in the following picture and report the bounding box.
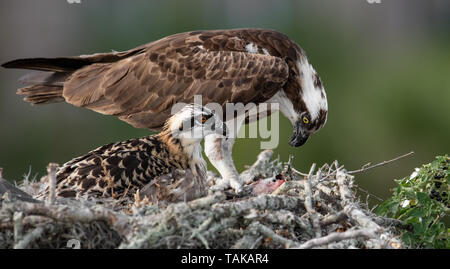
[37,105,223,202]
[52,134,186,200]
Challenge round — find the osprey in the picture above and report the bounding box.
[36,105,226,202]
[2,28,328,193]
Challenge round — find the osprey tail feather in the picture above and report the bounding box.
[1,57,86,105]
[17,84,64,105]
[1,57,90,72]
[2,47,146,105]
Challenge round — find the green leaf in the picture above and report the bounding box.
[408,207,426,218]
[417,192,430,204]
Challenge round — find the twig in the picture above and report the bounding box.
[46,163,59,205]
[356,185,383,202]
[4,201,128,232]
[251,221,300,248]
[348,152,414,174]
[373,216,405,228]
[281,154,294,181]
[232,234,261,249]
[14,224,49,249]
[201,217,237,240]
[250,209,312,234]
[320,212,348,227]
[296,229,377,249]
[304,164,322,238]
[271,180,304,195]
[22,215,53,226]
[212,194,305,218]
[315,183,334,197]
[178,192,226,212]
[188,216,213,246]
[13,211,24,245]
[291,167,308,177]
[186,225,210,249]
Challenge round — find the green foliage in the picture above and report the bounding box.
[377,155,449,249]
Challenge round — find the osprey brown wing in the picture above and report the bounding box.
[3,29,293,130]
[62,36,289,129]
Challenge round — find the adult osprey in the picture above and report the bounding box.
[2,28,328,193]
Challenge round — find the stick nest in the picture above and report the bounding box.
[0,150,405,249]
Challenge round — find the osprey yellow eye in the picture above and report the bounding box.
[201,116,207,124]
[302,116,309,124]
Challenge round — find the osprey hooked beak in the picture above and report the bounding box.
[289,119,309,147]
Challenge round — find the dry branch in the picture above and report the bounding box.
[348,151,414,174]
[46,163,58,205]
[303,164,322,238]
[297,229,376,249]
[250,221,299,248]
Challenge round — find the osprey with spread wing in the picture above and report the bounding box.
[2,28,328,193]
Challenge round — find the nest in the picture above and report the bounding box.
[0,150,405,249]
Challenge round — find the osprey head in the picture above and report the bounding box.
[287,56,328,147]
[168,104,227,144]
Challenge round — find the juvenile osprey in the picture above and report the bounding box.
[2,28,328,193]
[37,105,226,202]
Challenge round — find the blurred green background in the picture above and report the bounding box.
[0,0,449,205]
